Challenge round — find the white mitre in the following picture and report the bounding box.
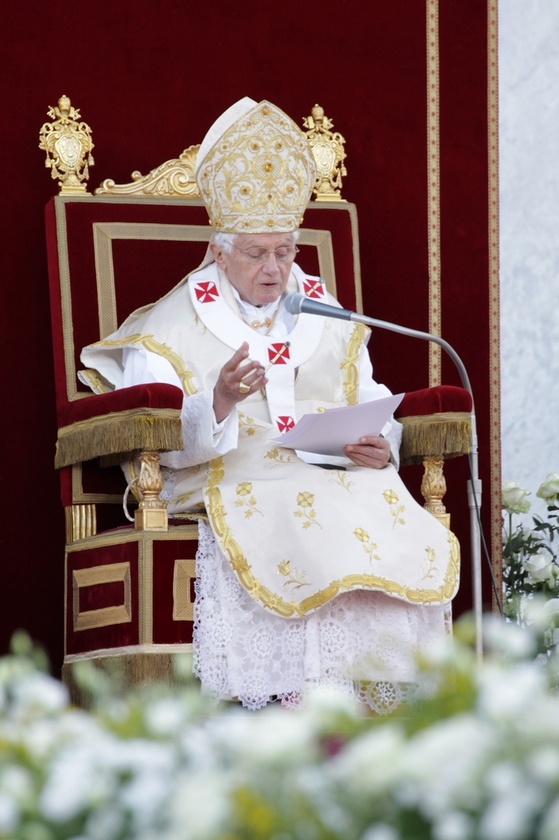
[195,97,317,234]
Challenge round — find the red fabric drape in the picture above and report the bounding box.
[0,0,498,673]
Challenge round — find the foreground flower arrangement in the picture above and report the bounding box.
[2,620,559,840]
[502,473,559,651]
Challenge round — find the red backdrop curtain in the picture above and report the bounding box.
[0,0,499,674]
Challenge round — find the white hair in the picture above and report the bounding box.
[210,230,300,253]
[210,232,237,253]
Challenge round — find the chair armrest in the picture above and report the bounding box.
[395,385,472,466]
[55,383,184,468]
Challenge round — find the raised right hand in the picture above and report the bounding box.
[213,342,268,423]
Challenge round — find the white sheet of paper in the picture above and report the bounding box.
[273,393,405,456]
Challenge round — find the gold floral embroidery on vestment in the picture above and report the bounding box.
[234,482,263,518]
[172,489,197,508]
[329,470,354,492]
[294,491,322,529]
[277,559,311,589]
[205,459,460,616]
[265,447,295,464]
[421,546,439,580]
[353,527,381,563]
[238,412,260,436]
[382,489,406,528]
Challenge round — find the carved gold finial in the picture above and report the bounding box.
[39,95,94,194]
[135,450,168,531]
[303,104,347,202]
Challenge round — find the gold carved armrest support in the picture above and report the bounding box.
[398,411,472,528]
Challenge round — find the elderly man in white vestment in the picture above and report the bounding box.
[80,97,459,713]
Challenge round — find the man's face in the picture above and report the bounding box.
[210,232,297,307]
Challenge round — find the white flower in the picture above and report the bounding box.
[332,725,405,797]
[502,481,531,514]
[401,716,491,815]
[433,810,474,840]
[168,771,232,840]
[544,597,559,618]
[210,708,317,769]
[477,662,546,721]
[522,595,557,632]
[0,766,34,833]
[478,779,543,840]
[525,549,556,585]
[39,730,122,822]
[526,746,559,785]
[536,472,559,505]
[0,793,18,834]
[539,796,559,840]
[483,613,537,658]
[144,697,188,737]
[9,670,68,717]
[362,825,399,840]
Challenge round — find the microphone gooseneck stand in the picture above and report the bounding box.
[284,293,484,657]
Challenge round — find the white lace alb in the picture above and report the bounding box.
[193,520,449,713]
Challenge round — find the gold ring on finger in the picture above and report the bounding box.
[239,381,250,394]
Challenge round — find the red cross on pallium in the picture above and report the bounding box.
[277,415,295,433]
[194,281,219,302]
[303,278,325,299]
[267,342,290,364]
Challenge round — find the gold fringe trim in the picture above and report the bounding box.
[62,651,193,709]
[399,411,471,466]
[55,408,183,468]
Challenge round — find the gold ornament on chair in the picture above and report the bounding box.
[95,146,201,198]
[303,105,347,202]
[39,95,94,194]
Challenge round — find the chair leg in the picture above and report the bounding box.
[135,450,168,531]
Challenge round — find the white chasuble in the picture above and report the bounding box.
[80,262,459,617]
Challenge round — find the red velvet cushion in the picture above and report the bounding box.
[60,383,471,426]
[58,383,184,427]
[396,385,472,418]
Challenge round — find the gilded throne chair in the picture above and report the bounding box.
[41,97,473,696]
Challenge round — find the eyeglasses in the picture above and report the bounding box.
[234,245,299,264]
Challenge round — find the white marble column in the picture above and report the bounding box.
[499,0,559,513]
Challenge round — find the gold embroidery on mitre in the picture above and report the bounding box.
[196,101,317,233]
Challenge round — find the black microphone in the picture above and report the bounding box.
[284,291,353,320]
